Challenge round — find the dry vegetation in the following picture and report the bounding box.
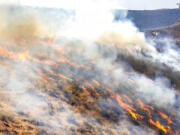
[147,20,180,46]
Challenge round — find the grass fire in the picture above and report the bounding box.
[0,1,179,135]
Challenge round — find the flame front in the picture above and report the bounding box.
[0,38,179,135]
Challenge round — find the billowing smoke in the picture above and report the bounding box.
[0,0,179,134]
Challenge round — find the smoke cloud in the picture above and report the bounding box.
[0,0,179,134]
[0,5,55,47]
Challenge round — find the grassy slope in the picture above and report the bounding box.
[115,8,180,30]
[146,20,180,46]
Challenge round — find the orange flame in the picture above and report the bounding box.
[149,119,167,134]
[93,80,101,87]
[158,112,174,124]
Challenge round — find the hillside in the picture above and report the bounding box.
[116,8,180,30]
[146,20,180,46]
[0,6,179,134]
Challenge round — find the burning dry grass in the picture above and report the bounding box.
[116,51,180,89]
[0,93,38,134]
[63,82,123,124]
[0,5,179,135]
[0,39,178,134]
[0,114,39,135]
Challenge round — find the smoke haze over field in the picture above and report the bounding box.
[0,0,179,134]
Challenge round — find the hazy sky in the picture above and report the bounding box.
[122,0,178,10]
[0,0,179,10]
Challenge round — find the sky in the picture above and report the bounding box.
[123,0,178,10]
[0,0,179,10]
